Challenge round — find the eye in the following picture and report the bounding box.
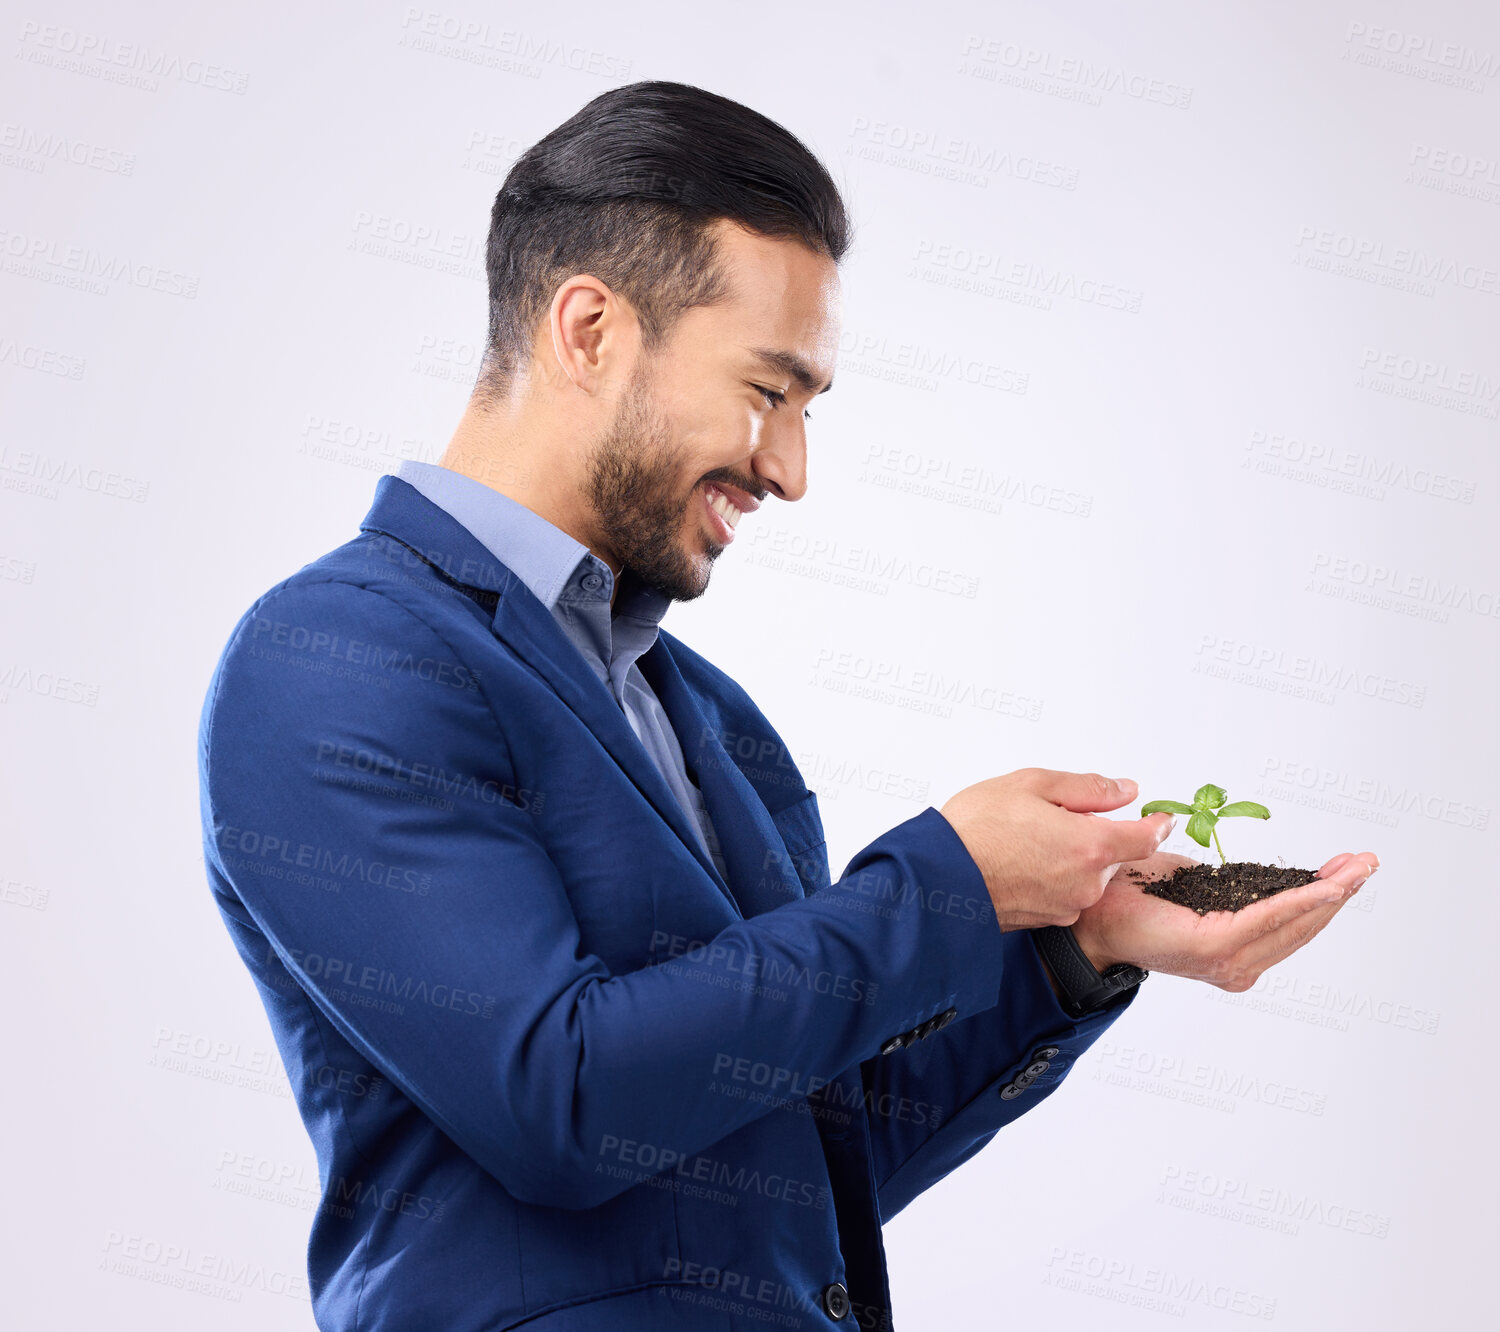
[755,385,812,420]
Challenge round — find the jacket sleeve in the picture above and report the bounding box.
[199,578,1010,1211]
[858,925,1139,1222]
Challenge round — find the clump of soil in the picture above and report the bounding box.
[1124,862,1320,915]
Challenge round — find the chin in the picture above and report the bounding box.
[671,542,715,602]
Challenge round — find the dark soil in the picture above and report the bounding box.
[1124,861,1320,915]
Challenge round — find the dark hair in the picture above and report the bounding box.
[474,80,852,404]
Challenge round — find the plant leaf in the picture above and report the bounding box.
[1185,809,1217,848]
[1217,801,1270,819]
[1141,799,1195,816]
[1193,783,1227,809]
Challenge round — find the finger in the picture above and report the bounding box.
[1316,852,1357,878]
[1211,856,1377,982]
[1029,769,1139,814]
[1320,852,1374,882]
[1193,857,1370,952]
[1228,888,1356,978]
[1315,850,1379,879]
[1096,810,1177,866]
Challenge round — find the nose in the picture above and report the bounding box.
[752,421,808,503]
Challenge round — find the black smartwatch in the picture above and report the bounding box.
[1032,925,1148,1018]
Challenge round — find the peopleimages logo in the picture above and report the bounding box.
[251,615,483,691]
[595,1135,830,1211]
[1309,550,1500,622]
[847,117,1080,190]
[268,943,497,1020]
[314,741,544,812]
[1293,225,1499,295]
[956,34,1194,109]
[0,445,150,501]
[16,21,252,93]
[1342,21,1498,91]
[1192,633,1426,709]
[1258,757,1491,831]
[219,824,433,896]
[744,527,981,598]
[1158,1164,1392,1239]
[650,931,879,1005]
[1243,428,1476,503]
[1042,1246,1277,1320]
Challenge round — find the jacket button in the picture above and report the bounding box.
[1033,1045,1060,1060]
[879,1034,907,1055]
[821,1281,850,1319]
[1000,1082,1024,1100]
[934,1007,957,1029]
[1024,1060,1051,1078]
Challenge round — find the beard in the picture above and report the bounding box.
[582,361,724,603]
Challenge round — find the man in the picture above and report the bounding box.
[198,80,1377,1331]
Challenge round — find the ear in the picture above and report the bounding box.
[546,275,637,403]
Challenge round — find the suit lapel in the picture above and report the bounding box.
[637,640,805,919]
[358,473,744,916]
[487,588,739,913]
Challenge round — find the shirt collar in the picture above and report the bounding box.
[393,459,670,627]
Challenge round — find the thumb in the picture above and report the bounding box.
[1034,769,1140,814]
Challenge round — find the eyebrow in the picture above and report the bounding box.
[747,346,834,396]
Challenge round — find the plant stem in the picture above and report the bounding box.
[1211,823,1226,865]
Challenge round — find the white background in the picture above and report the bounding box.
[3,1,1496,1326]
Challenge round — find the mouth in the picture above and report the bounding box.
[701,481,746,545]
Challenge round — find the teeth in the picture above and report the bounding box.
[708,486,742,529]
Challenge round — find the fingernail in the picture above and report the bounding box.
[1159,815,1176,838]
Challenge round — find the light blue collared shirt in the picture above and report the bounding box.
[393,460,727,881]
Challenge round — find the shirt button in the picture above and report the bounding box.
[580,572,604,593]
[821,1281,850,1320]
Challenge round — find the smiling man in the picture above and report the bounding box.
[198,80,1377,1332]
[439,169,836,612]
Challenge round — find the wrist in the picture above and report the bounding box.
[1068,918,1118,972]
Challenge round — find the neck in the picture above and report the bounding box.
[438,397,625,603]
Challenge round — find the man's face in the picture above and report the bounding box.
[582,219,840,602]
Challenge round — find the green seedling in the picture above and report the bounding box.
[1141,783,1269,866]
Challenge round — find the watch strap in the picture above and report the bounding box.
[1033,925,1147,1018]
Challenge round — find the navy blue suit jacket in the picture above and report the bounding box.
[197,474,1137,1331]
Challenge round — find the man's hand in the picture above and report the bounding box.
[1068,848,1380,991]
[938,770,1176,932]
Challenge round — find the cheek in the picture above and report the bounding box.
[726,404,765,451]
[677,406,762,463]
